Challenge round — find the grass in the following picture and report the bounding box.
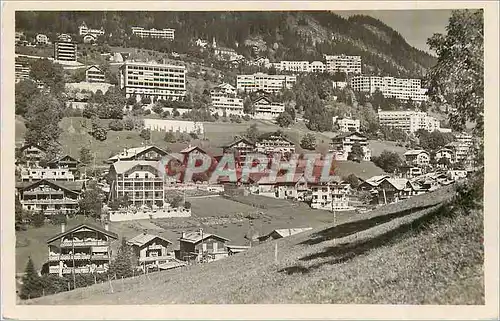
[368,139,408,158]
[24,184,483,305]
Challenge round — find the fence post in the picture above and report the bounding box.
[108,275,114,293]
[67,282,71,291]
[274,242,278,264]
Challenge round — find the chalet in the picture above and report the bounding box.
[16,144,46,168]
[17,179,83,215]
[255,131,295,155]
[127,233,174,272]
[358,175,390,191]
[404,150,430,167]
[435,148,454,164]
[57,33,73,42]
[178,229,230,263]
[258,228,313,243]
[47,155,80,173]
[273,173,309,201]
[221,138,257,163]
[252,96,285,120]
[82,34,97,44]
[107,146,170,163]
[329,132,371,161]
[85,65,105,83]
[398,165,423,179]
[108,160,171,208]
[21,167,75,182]
[226,245,251,256]
[310,180,353,211]
[374,178,409,204]
[46,223,118,276]
[447,170,467,181]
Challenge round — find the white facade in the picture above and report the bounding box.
[36,34,49,45]
[404,150,431,167]
[131,27,175,40]
[273,60,326,73]
[378,110,443,133]
[21,168,75,182]
[253,97,285,120]
[236,73,296,93]
[324,55,362,74]
[85,66,106,83]
[54,42,77,61]
[143,119,204,134]
[310,183,353,211]
[350,75,428,102]
[210,83,244,117]
[334,118,360,133]
[332,81,348,89]
[119,61,186,101]
[79,22,105,37]
[330,132,371,161]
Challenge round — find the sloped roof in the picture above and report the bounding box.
[157,260,187,271]
[111,160,160,174]
[362,175,390,186]
[86,65,103,72]
[260,228,313,240]
[221,138,256,148]
[127,233,172,247]
[49,154,80,164]
[332,131,367,141]
[179,231,230,244]
[108,146,168,162]
[180,146,206,154]
[47,223,118,243]
[381,178,409,190]
[19,179,83,194]
[404,149,429,156]
[19,143,46,152]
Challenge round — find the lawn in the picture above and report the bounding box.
[25,184,482,305]
[368,139,408,158]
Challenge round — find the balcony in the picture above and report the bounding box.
[49,266,60,274]
[60,253,91,260]
[91,253,110,260]
[60,240,108,247]
[62,267,90,274]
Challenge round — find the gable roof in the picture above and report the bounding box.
[20,179,83,194]
[404,149,429,156]
[332,131,367,141]
[221,137,256,149]
[127,233,172,247]
[47,223,118,243]
[86,65,102,72]
[111,160,161,175]
[48,154,80,164]
[180,146,206,154]
[19,143,46,153]
[380,178,408,190]
[108,146,168,162]
[259,228,313,240]
[179,231,230,244]
[257,131,294,144]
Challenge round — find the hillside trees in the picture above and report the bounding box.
[300,133,317,150]
[109,238,134,279]
[78,181,104,219]
[372,150,402,173]
[15,79,40,116]
[20,257,43,300]
[347,142,364,162]
[29,58,65,92]
[276,111,293,128]
[244,123,260,142]
[416,129,454,151]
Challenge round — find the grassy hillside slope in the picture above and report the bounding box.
[26,185,483,305]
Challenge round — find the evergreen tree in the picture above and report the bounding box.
[347,142,364,162]
[20,257,43,300]
[109,238,134,279]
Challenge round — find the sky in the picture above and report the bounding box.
[335,10,454,54]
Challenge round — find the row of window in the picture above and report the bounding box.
[126,65,184,72]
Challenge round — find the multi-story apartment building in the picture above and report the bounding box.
[236,73,296,93]
[15,58,31,83]
[119,61,186,102]
[329,132,371,161]
[324,55,362,74]
[17,179,83,215]
[131,27,175,40]
[210,83,244,117]
[378,110,442,133]
[273,60,326,73]
[333,117,360,133]
[85,66,106,83]
[350,75,428,102]
[214,47,241,61]
[54,41,77,61]
[47,223,118,276]
[78,21,105,37]
[310,181,353,211]
[21,168,75,182]
[252,96,285,120]
[36,34,49,45]
[255,131,296,155]
[446,132,474,163]
[404,150,431,167]
[109,160,171,208]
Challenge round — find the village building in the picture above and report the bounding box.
[358,175,391,191]
[78,21,105,37]
[255,131,296,155]
[332,116,361,133]
[398,165,423,179]
[57,34,73,43]
[221,138,257,165]
[36,34,49,45]
[210,83,244,117]
[47,155,80,174]
[373,178,409,204]
[107,146,170,163]
[377,110,444,133]
[16,144,46,168]
[108,160,170,208]
[17,179,83,215]
[310,179,353,211]
[258,228,313,243]
[85,65,106,83]
[434,148,455,163]
[15,57,31,83]
[226,245,251,256]
[46,223,118,276]
[178,229,230,263]
[273,174,309,201]
[131,27,175,40]
[127,233,178,272]
[329,132,371,161]
[324,54,362,74]
[214,46,240,61]
[252,96,285,120]
[54,41,77,61]
[236,73,296,94]
[21,168,75,182]
[404,150,430,167]
[82,34,97,44]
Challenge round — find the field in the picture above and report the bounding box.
[25,184,484,305]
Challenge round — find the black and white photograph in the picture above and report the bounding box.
[1,1,498,319]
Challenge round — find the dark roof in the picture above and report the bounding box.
[19,143,46,152]
[221,137,256,148]
[332,131,367,141]
[47,223,118,243]
[48,154,80,164]
[19,179,83,194]
[258,131,291,142]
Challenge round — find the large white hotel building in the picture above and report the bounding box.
[131,27,175,40]
[350,75,428,102]
[119,61,186,101]
[324,55,362,74]
[377,110,445,133]
[236,73,296,93]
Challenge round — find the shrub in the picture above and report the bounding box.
[140,128,151,141]
[164,131,177,143]
[31,211,46,227]
[108,119,124,131]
